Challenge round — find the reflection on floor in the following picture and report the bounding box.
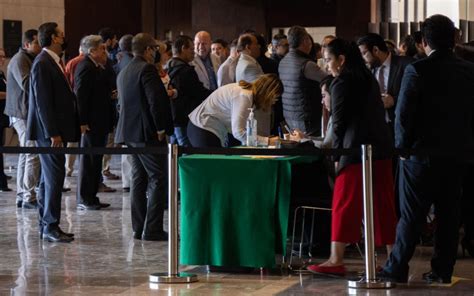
[0,156,473,295]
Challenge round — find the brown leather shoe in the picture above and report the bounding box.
[103,171,120,180]
[98,183,116,193]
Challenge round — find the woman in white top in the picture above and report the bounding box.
[188,74,283,147]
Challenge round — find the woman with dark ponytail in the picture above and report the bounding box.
[307,38,397,276]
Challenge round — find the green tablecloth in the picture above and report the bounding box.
[179,154,315,268]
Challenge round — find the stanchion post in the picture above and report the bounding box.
[149,144,198,284]
[348,144,395,289]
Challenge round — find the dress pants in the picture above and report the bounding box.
[12,119,40,203]
[127,141,167,238]
[77,132,107,205]
[65,142,78,176]
[121,149,132,188]
[36,138,66,233]
[102,131,116,174]
[461,164,474,241]
[384,158,466,280]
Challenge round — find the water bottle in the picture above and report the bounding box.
[246,108,258,146]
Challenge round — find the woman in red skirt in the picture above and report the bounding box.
[307,38,397,276]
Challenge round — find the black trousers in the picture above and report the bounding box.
[385,158,466,279]
[127,141,167,238]
[461,164,474,241]
[37,138,66,233]
[187,121,221,148]
[77,132,107,205]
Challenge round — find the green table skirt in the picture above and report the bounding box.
[179,154,315,268]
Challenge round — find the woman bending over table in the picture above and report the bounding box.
[187,74,283,147]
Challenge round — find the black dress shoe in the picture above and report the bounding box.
[376,270,408,283]
[99,202,110,208]
[62,187,71,192]
[123,187,130,192]
[133,231,142,240]
[16,200,22,208]
[94,198,110,208]
[142,231,168,241]
[0,187,12,192]
[22,201,38,209]
[42,229,74,243]
[422,271,451,284]
[77,202,101,210]
[58,227,74,238]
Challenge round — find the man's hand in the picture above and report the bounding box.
[289,128,305,141]
[111,89,118,100]
[381,93,395,109]
[80,124,90,134]
[50,136,63,147]
[157,131,166,142]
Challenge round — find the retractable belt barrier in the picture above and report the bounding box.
[2,144,473,288]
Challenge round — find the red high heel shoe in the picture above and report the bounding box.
[307,264,346,276]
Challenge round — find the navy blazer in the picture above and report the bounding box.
[386,54,414,124]
[395,50,474,160]
[27,50,79,142]
[115,56,173,144]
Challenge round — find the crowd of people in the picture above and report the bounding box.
[0,13,473,284]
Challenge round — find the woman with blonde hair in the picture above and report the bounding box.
[187,74,283,147]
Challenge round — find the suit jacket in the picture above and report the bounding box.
[114,51,133,75]
[331,71,393,173]
[191,53,221,90]
[395,50,474,160]
[235,53,264,83]
[74,55,113,135]
[385,54,414,123]
[217,55,238,87]
[5,48,35,119]
[115,56,173,144]
[27,50,79,142]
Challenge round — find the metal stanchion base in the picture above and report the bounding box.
[149,272,198,284]
[348,278,396,289]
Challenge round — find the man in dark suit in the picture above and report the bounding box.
[380,15,474,284]
[75,35,113,210]
[27,22,79,243]
[358,33,414,132]
[115,33,173,241]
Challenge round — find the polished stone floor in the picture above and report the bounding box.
[0,154,473,295]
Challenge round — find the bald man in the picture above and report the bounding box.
[191,31,221,91]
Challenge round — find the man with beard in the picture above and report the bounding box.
[5,29,42,209]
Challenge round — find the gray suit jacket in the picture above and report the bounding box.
[217,55,239,87]
[191,53,221,90]
[5,48,35,119]
[235,53,263,83]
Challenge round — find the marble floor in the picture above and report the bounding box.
[0,155,473,295]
